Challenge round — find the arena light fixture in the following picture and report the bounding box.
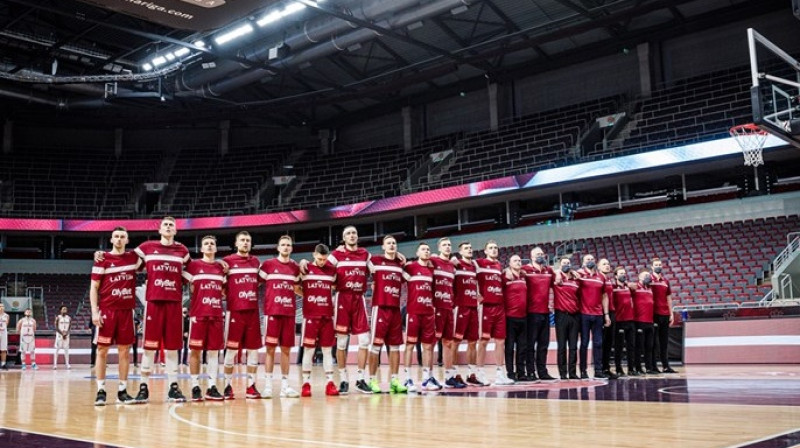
[214,23,254,45]
[151,56,167,66]
[256,1,321,28]
[174,48,191,57]
[142,63,153,71]
[194,40,206,48]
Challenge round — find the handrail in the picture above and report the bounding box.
[772,234,800,272]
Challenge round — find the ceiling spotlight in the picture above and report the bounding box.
[142,63,153,71]
[194,40,206,48]
[152,56,167,66]
[174,48,190,57]
[165,53,176,61]
[215,23,254,45]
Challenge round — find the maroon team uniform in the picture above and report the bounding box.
[430,256,456,341]
[301,262,337,348]
[260,258,300,347]
[403,262,436,345]
[183,260,226,351]
[475,258,505,340]
[368,255,404,347]
[612,282,636,373]
[329,247,371,335]
[92,252,141,346]
[135,241,190,351]
[453,259,480,342]
[633,283,655,372]
[223,254,262,350]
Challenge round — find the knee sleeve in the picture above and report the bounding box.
[336,334,349,351]
[322,350,334,373]
[369,345,381,355]
[302,349,314,372]
[357,333,370,349]
[246,349,259,367]
[224,349,237,367]
[389,345,401,352]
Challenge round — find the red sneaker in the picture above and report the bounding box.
[301,382,312,397]
[325,381,340,396]
[246,384,261,399]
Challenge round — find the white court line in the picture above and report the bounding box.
[724,426,800,448]
[168,404,386,448]
[0,423,138,448]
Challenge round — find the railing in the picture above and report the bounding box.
[772,233,800,272]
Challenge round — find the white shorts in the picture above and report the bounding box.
[20,337,35,354]
[0,331,7,351]
[55,334,70,350]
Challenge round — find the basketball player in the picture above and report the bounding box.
[553,257,580,380]
[17,308,37,370]
[90,226,141,405]
[451,242,484,386]
[299,244,340,397]
[52,306,72,370]
[611,267,637,377]
[598,258,619,379]
[258,235,301,399]
[0,303,9,370]
[403,242,441,392]
[366,236,407,394]
[520,247,556,381]
[476,240,514,386]
[324,226,372,395]
[429,238,465,388]
[633,270,657,375]
[503,255,527,382]
[575,254,610,379]
[133,216,191,402]
[222,231,263,400]
[182,235,226,401]
[650,257,677,373]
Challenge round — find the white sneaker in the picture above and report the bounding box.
[53,365,57,370]
[32,363,39,370]
[403,379,418,393]
[66,364,71,370]
[493,373,515,386]
[260,387,273,399]
[280,386,300,398]
[477,372,488,385]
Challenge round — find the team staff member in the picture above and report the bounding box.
[553,257,580,380]
[575,254,611,380]
[521,247,556,381]
[503,255,527,382]
[650,257,677,373]
[611,267,637,377]
[633,270,658,375]
[598,258,618,379]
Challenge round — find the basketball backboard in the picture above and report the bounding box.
[748,28,800,148]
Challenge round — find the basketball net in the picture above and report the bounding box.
[729,123,767,167]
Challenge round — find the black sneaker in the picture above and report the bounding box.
[615,370,627,378]
[339,381,349,395]
[650,367,662,374]
[506,372,517,381]
[560,374,568,380]
[355,379,371,394]
[206,385,224,401]
[580,371,590,380]
[645,369,660,375]
[223,384,235,400]
[191,386,203,402]
[594,371,608,379]
[525,373,538,382]
[134,384,149,403]
[168,382,187,403]
[95,389,107,406]
[606,370,619,380]
[628,369,641,377]
[117,389,136,404]
[663,367,677,374]
[539,373,557,381]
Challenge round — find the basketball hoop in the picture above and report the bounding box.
[729,123,767,167]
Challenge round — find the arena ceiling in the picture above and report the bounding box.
[0,0,789,128]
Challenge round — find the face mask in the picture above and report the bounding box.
[653,266,662,274]
[534,256,545,265]
[617,275,627,283]
[642,276,652,286]
[561,265,571,273]
[585,261,596,269]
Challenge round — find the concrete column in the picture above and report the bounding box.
[2,120,11,154]
[402,106,413,152]
[114,128,122,158]
[637,42,652,97]
[219,120,230,156]
[488,83,499,131]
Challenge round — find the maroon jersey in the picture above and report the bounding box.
[633,284,654,323]
[302,262,336,318]
[650,274,672,316]
[223,254,261,312]
[503,272,527,318]
[260,258,300,317]
[430,256,455,310]
[612,284,634,322]
[475,258,504,305]
[183,260,225,318]
[454,259,479,308]
[329,247,370,293]
[576,269,606,316]
[135,240,190,302]
[553,275,580,314]
[404,262,435,315]
[521,264,554,314]
[92,251,141,310]
[604,274,616,312]
[368,255,404,308]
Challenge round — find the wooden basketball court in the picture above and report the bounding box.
[1,364,799,448]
